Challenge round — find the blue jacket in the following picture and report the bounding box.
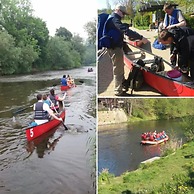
[164,9,180,27]
[61,78,67,86]
[106,13,143,48]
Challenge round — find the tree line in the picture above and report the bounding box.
[99,0,194,29]
[99,98,194,120]
[0,0,96,75]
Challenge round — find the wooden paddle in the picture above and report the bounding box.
[13,105,33,115]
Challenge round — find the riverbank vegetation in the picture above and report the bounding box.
[99,98,194,121]
[0,0,96,75]
[98,98,194,193]
[99,0,194,30]
[99,141,194,194]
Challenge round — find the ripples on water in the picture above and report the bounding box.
[0,67,96,194]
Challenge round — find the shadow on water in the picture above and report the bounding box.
[0,67,96,194]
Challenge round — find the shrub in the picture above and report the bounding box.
[98,169,115,184]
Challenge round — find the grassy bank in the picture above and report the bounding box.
[98,141,194,194]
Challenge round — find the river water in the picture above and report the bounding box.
[98,119,185,176]
[0,67,96,194]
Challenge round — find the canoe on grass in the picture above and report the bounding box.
[25,110,65,141]
[124,40,194,96]
[141,136,169,145]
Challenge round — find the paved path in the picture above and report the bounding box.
[98,28,172,97]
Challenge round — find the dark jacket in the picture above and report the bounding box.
[169,27,194,66]
[34,102,49,120]
[106,13,143,48]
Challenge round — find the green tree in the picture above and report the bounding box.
[84,19,96,45]
[0,0,41,73]
[16,41,39,73]
[83,44,96,65]
[55,27,73,41]
[24,16,49,69]
[71,34,86,63]
[46,36,82,70]
[0,30,20,75]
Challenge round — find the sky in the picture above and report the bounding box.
[30,0,97,39]
[97,0,114,9]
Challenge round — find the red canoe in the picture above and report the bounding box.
[25,110,65,141]
[124,41,194,96]
[141,136,169,145]
[60,84,76,91]
[60,85,71,91]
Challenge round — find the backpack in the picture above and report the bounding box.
[125,59,145,94]
[98,13,121,49]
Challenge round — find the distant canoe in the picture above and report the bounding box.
[141,136,169,145]
[60,84,76,91]
[60,85,71,91]
[88,68,93,72]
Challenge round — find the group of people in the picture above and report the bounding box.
[141,131,167,141]
[98,3,194,96]
[61,74,75,87]
[32,89,66,126]
[158,3,194,78]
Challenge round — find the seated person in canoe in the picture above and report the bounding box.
[141,131,167,141]
[43,94,51,106]
[33,94,62,125]
[48,89,66,112]
[61,75,68,86]
[67,74,75,87]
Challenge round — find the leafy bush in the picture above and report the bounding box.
[99,169,115,184]
[185,15,194,28]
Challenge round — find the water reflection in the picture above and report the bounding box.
[26,127,64,158]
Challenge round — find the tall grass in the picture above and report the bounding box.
[160,135,183,157]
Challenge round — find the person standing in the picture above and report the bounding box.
[158,18,164,33]
[163,3,186,30]
[158,27,194,80]
[34,94,62,125]
[105,4,149,96]
[163,3,187,66]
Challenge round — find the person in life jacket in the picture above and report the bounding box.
[163,3,187,66]
[67,74,75,87]
[34,94,63,125]
[49,89,66,112]
[105,4,149,96]
[163,3,186,30]
[61,75,68,86]
[158,27,194,79]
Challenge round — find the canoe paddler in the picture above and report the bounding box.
[49,89,66,112]
[33,94,63,125]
